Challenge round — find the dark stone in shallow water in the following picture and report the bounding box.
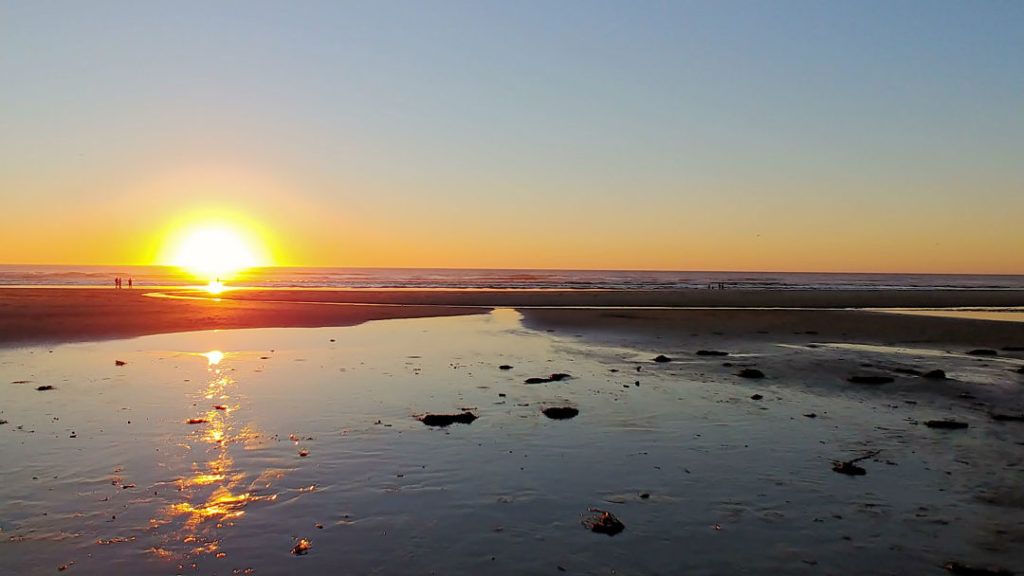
[922,369,947,379]
[848,375,894,385]
[653,355,672,363]
[420,412,478,427]
[738,368,764,379]
[925,419,969,429]
[989,412,1024,422]
[943,560,1014,575]
[542,407,579,420]
[696,350,728,356]
[966,349,998,356]
[583,509,625,536]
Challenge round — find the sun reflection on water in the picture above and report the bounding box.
[151,349,277,566]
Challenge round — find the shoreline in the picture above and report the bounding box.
[2,287,1024,348]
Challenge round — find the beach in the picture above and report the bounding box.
[2,287,1024,575]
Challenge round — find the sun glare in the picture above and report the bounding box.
[173,228,259,281]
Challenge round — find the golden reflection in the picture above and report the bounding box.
[152,348,278,566]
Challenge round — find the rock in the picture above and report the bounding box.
[582,509,625,536]
[966,349,998,356]
[696,350,728,356]
[1017,366,1024,374]
[989,413,1024,422]
[185,418,208,424]
[653,355,672,363]
[943,561,1014,575]
[524,373,572,384]
[419,412,478,427]
[804,413,817,418]
[737,368,764,379]
[542,407,579,420]
[750,394,763,400]
[922,369,947,379]
[115,360,126,366]
[498,365,513,370]
[925,419,969,429]
[35,385,55,391]
[291,539,311,555]
[832,461,866,476]
[848,376,894,384]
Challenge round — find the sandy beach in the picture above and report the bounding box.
[3,286,1024,348]
[2,288,1024,575]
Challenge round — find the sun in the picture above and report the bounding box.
[172,227,260,280]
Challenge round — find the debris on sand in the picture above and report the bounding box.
[524,373,572,384]
[185,418,209,425]
[922,369,948,379]
[925,420,969,430]
[36,385,55,391]
[804,413,817,418]
[848,375,894,385]
[750,394,763,400]
[11,380,31,384]
[832,450,880,476]
[419,412,478,427]
[652,355,672,363]
[990,412,1024,422]
[542,407,579,420]
[115,360,127,366]
[299,449,309,457]
[943,561,1014,575]
[966,349,998,356]
[499,365,513,370]
[213,405,228,411]
[737,368,764,379]
[582,508,625,536]
[291,539,311,555]
[696,350,728,356]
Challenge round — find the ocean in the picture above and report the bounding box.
[0,265,1021,291]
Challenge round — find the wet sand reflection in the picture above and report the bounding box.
[151,350,277,565]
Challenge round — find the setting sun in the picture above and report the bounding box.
[171,227,261,280]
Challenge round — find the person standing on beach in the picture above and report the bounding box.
[128,277,132,289]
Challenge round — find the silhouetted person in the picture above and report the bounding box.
[128,277,132,289]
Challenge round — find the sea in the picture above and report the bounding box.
[0,264,1021,291]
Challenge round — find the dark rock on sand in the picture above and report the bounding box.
[525,373,572,384]
[848,375,894,385]
[832,450,879,476]
[498,365,513,370]
[943,561,1014,575]
[804,413,817,418]
[737,368,764,379]
[989,412,1024,422]
[115,360,126,366]
[925,419,969,429]
[36,385,55,391]
[966,349,998,356]
[750,394,763,400]
[582,509,625,536]
[653,355,672,363]
[420,412,478,427]
[696,350,728,356]
[922,369,947,379]
[542,407,580,420]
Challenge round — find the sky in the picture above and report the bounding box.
[1,1,1022,273]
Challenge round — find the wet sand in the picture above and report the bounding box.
[2,295,1024,574]
[2,286,1024,347]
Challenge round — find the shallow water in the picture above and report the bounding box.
[2,310,1023,575]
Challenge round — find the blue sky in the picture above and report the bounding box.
[2,1,1022,272]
